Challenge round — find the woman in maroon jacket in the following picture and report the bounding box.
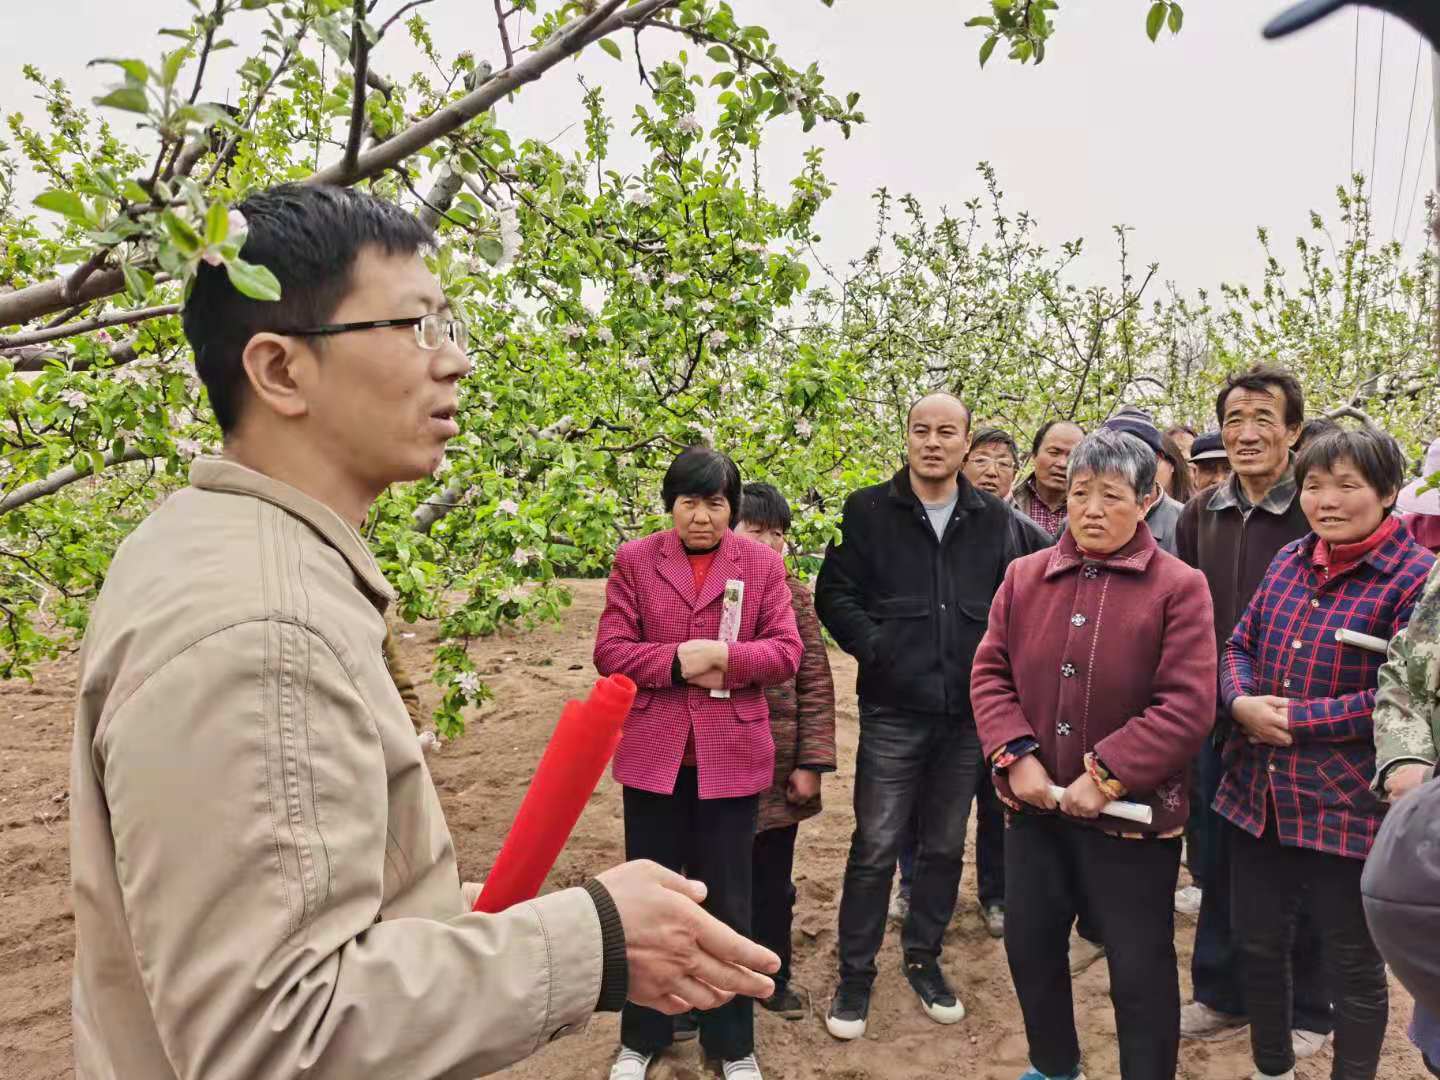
[972,428,1217,1080]
[594,447,803,1080]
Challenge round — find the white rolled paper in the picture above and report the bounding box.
[1334,628,1390,655]
[1047,784,1155,825]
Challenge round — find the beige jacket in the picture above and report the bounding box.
[70,459,603,1080]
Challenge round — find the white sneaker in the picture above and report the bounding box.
[1179,1000,1248,1041]
[1174,885,1202,916]
[609,1048,652,1080]
[722,1055,764,1079]
[1068,932,1106,976]
[1292,1028,1331,1059]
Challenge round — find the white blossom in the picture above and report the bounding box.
[496,201,521,270]
[706,330,727,349]
[95,329,113,344]
[560,323,584,341]
[499,586,527,605]
[662,295,682,310]
[595,325,614,344]
[511,547,539,567]
[676,114,703,137]
[59,389,87,409]
[174,438,203,459]
[630,191,655,209]
[795,418,813,439]
[497,498,520,515]
[665,271,688,286]
[455,670,483,696]
[697,300,715,314]
[695,425,715,444]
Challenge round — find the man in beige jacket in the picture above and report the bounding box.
[70,183,777,1080]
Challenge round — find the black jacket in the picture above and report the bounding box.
[816,468,1050,718]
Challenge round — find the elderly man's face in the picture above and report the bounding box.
[1067,469,1146,555]
[963,440,1018,497]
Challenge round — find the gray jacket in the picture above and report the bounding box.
[1146,493,1183,555]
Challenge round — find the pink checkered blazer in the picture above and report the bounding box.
[594,528,803,799]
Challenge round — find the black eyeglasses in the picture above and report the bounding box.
[279,313,467,351]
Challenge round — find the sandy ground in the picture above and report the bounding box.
[0,577,1422,1080]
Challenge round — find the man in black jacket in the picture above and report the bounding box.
[816,392,1048,1040]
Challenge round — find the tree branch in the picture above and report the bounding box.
[377,0,435,40]
[310,0,670,186]
[188,0,226,106]
[495,0,516,70]
[8,336,141,374]
[0,0,677,328]
[344,0,371,178]
[0,448,158,516]
[0,305,179,351]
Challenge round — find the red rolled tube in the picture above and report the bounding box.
[473,674,636,913]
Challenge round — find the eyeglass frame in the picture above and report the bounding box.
[965,452,1019,473]
[275,312,468,350]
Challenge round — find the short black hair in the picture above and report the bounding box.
[968,426,1020,467]
[1294,416,1341,454]
[1295,427,1407,507]
[737,482,793,532]
[1030,418,1084,458]
[183,183,434,433]
[1215,364,1305,430]
[661,446,742,526]
[905,392,972,431]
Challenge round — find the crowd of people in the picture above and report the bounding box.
[60,5,1440,1077]
[589,363,1440,1080]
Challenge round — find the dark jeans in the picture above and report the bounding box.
[1005,814,1182,1080]
[752,824,798,990]
[837,705,981,987]
[897,749,1004,909]
[621,770,758,1060]
[1191,740,1332,1032]
[1230,821,1387,1080]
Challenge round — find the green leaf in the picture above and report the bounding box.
[711,70,735,88]
[706,45,730,64]
[978,34,998,67]
[598,37,622,61]
[1146,2,1167,42]
[1168,3,1184,33]
[964,16,994,27]
[476,236,505,266]
[121,180,151,203]
[204,201,229,246]
[161,48,189,87]
[225,257,282,301]
[94,87,151,113]
[89,58,149,84]
[121,264,154,301]
[161,210,202,256]
[33,190,92,224]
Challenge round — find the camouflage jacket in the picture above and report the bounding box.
[1373,559,1440,792]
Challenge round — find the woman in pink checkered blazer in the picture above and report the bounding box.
[594,447,803,1080]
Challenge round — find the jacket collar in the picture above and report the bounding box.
[657,527,743,610]
[1207,468,1298,516]
[886,466,984,513]
[1043,520,1158,580]
[189,457,396,604]
[1300,514,1416,578]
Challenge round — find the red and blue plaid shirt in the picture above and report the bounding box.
[1215,520,1435,860]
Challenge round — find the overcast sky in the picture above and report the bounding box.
[1,1,1433,296]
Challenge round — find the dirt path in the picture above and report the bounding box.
[0,578,1419,1079]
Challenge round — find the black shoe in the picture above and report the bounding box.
[825,982,871,1040]
[904,960,965,1024]
[673,1009,698,1042]
[759,984,805,1021]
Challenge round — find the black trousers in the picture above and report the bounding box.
[1230,821,1388,1080]
[1191,741,1332,1031]
[898,750,1006,909]
[1004,814,1182,1080]
[620,770,758,1061]
[836,705,982,987]
[752,824,799,990]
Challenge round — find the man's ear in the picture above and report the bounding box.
[1285,424,1303,450]
[240,332,312,421]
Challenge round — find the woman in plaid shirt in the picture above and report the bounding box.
[1216,427,1436,1080]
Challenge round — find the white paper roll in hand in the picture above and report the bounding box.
[1047,784,1154,826]
[1334,628,1390,655]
